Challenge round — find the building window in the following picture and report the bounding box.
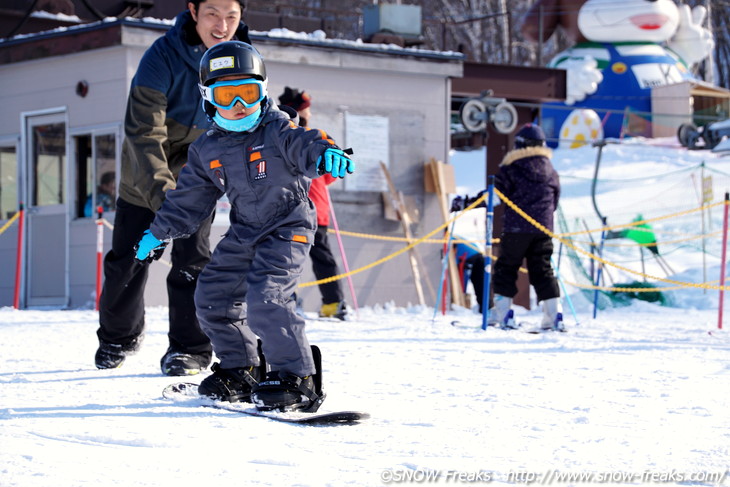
[0,145,17,220]
[32,122,66,207]
[75,133,117,219]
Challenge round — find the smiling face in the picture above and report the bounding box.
[189,0,242,49]
[577,0,679,43]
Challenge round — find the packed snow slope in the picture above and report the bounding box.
[2,138,730,486]
[0,304,728,486]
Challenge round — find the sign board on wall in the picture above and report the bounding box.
[344,113,389,191]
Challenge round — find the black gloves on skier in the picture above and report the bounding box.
[450,191,487,212]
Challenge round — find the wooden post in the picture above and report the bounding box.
[380,162,436,306]
[427,159,465,307]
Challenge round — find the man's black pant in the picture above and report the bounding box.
[493,232,560,302]
[309,225,343,304]
[97,198,213,356]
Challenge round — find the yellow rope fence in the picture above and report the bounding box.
[0,211,20,236]
[86,192,730,293]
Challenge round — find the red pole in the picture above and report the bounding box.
[13,203,25,309]
[440,239,449,315]
[95,206,104,311]
[718,193,729,330]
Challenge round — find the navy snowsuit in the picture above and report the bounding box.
[149,101,340,376]
[493,146,561,302]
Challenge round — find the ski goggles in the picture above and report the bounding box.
[200,79,266,110]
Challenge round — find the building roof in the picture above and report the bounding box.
[0,16,464,66]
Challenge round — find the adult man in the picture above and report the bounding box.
[95,0,250,375]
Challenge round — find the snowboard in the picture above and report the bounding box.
[162,382,370,426]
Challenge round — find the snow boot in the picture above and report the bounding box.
[319,301,348,320]
[94,335,144,369]
[198,363,264,402]
[488,294,518,330]
[160,347,211,377]
[540,297,566,332]
[251,345,325,413]
[198,341,266,402]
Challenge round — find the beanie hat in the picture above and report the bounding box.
[278,86,311,111]
[514,123,546,149]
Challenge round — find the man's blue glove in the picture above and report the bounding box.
[134,229,168,263]
[317,147,355,179]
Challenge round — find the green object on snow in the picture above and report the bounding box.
[622,214,658,255]
[609,281,669,306]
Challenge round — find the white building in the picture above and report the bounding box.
[0,18,463,310]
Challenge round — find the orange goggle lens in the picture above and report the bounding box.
[209,80,265,109]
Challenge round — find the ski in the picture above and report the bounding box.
[520,322,568,334]
[451,320,567,334]
[162,382,370,426]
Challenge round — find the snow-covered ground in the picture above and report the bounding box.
[2,138,730,486]
[1,305,728,486]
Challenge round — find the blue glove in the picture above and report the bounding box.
[134,230,168,263]
[317,148,355,179]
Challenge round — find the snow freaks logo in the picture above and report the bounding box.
[379,468,727,484]
[380,469,492,483]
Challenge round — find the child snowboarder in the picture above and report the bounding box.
[134,41,355,412]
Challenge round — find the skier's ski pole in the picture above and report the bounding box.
[482,177,495,331]
[326,186,359,315]
[551,256,578,326]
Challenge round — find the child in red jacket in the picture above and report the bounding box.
[279,87,348,320]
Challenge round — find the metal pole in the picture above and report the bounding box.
[717,192,729,330]
[13,203,25,309]
[95,206,104,311]
[482,176,495,330]
[433,215,459,321]
[591,140,607,223]
[552,256,579,326]
[593,217,608,319]
[701,164,707,293]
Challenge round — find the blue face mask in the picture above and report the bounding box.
[213,106,262,133]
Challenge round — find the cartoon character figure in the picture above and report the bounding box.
[522,0,714,147]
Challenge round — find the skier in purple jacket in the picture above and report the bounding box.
[491,123,565,332]
[452,124,565,331]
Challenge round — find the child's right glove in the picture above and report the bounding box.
[318,148,355,178]
[134,229,168,263]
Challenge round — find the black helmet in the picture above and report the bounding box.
[199,41,266,86]
[199,41,267,117]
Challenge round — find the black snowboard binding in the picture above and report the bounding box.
[251,345,325,413]
[198,340,267,403]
